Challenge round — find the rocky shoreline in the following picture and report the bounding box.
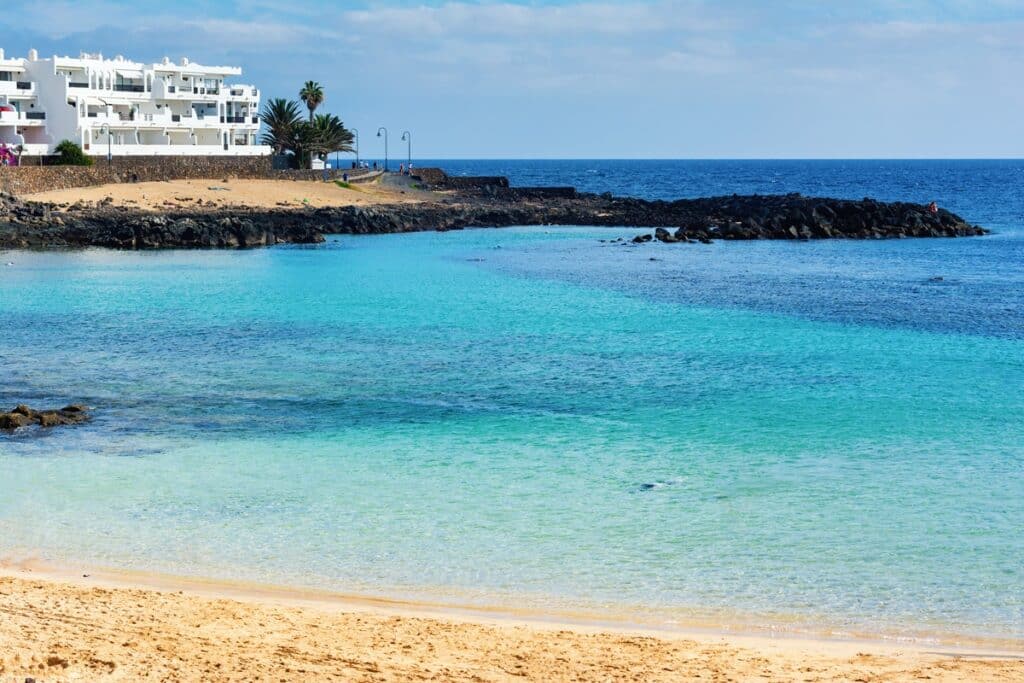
[0,182,986,250]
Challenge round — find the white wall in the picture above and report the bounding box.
[16,54,265,156]
[23,58,70,149]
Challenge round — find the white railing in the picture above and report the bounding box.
[81,113,257,130]
[0,143,50,158]
[0,110,45,125]
[225,85,258,99]
[0,80,34,96]
[84,143,272,157]
[84,112,119,125]
[154,82,194,99]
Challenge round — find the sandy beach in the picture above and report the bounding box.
[23,177,434,211]
[0,565,1020,682]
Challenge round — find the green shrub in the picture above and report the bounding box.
[54,140,94,166]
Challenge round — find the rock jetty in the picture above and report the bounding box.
[0,404,90,430]
[0,185,985,250]
[626,194,981,243]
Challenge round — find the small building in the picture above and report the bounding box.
[0,48,270,158]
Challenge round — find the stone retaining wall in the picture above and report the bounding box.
[0,157,373,195]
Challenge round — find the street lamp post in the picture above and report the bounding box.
[98,98,112,165]
[401,131,411,171]
[377,127,388,171]
[351,128,359,166]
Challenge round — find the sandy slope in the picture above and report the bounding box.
[23,178,433,211]
[0,567,1021,682]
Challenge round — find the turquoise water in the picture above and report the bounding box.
[2,226,1022,643]
[2,158,1024,643]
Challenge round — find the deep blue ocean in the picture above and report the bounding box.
[2,160,1022,644]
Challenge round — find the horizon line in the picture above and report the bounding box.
[382,157,1024,162]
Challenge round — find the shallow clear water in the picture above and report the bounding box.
[1,161,1022,642]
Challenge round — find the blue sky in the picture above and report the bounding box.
[3,1,1023,158]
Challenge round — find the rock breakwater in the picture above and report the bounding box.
[0,186,985,250]
[626,194,982,243]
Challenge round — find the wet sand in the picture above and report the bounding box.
[0,564,1020,682]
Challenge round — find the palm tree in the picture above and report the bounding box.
[308,113,355,157]
[299,81,324,122]
[293,114,354,168]
[259,98,304,154]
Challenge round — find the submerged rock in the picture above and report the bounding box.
[0,404,91,431]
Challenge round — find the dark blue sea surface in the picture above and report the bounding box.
[420,160,1024,340]
[422,159,1024,228]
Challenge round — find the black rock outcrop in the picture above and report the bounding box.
[0,188,985,250]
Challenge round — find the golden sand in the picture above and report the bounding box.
[23,177,434,211]
[0,565,1020,682]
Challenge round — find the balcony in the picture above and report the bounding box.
[226,85,260,100]
[85,112,118,125]
[0,110,46,125]
[68,82,89,88]
[113,83,146,93]
[154,82,194,100]
[90,111,223,129]
[0,80,34,96]
[83,143,272,157]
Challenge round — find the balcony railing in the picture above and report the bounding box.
[0,110,46,123]
[0,81,33,95]
[114,84,145,93]
[171,114,181,122]
[69,82,89,88]
[167,85,177,93]
[252,117,259,124]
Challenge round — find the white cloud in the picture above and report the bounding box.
[4,1,1024,156]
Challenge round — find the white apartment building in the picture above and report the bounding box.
[0,48,269,157]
